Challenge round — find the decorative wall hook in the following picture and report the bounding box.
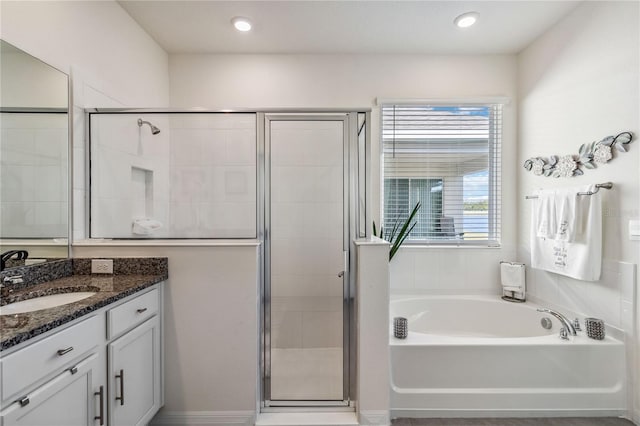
[523,131,633,178]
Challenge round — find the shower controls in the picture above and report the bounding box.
[540,317,553,330]
[559,327,569,340]
[572,318,582,331]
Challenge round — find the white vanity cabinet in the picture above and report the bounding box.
[0,314,105,426]
[0,283,164,426]
[106,289,161,426]
[0,353,104,426]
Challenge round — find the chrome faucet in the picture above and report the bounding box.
[537,308,577,336]
[1,250,29,271]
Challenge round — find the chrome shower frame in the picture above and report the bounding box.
[83,107,371,411]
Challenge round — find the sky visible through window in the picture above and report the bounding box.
[463,169,489,236]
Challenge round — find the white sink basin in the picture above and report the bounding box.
[0,292,97,315]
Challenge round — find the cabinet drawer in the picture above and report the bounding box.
[1,315,100,402]
[107,288,158,340]
[0,353,99,425]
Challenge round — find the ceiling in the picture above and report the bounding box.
[118,1,581,55]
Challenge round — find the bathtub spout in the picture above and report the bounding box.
[537,308,577,336]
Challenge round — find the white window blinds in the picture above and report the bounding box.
[381,103,502,246]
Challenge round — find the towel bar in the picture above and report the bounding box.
[525,182,613,199]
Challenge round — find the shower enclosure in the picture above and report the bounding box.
[86,109,370,409]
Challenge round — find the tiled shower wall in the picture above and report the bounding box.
[90,113,256,238]
[0,113,68,238]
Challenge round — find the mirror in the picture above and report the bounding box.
[0,39,70,270]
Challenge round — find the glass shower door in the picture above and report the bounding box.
[266,116,347,403]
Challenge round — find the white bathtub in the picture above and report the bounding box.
[390,295,627,418]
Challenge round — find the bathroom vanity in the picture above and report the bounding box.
[0,258,167,426]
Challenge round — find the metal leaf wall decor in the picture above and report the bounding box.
[523,132,634,178]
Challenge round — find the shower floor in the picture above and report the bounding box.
[270,347,343,401]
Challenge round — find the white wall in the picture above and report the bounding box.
[0,0,171,241]
[0,0,169,108]
[72,243,260,423]
[517,1,640,422]
[170,53,519,295]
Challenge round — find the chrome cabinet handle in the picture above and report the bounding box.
[57,347,74,356]
[136,308,148,314]
[94,385,104,425]
[17,396,29,407]
[115,369,124,406]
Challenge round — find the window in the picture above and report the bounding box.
[381,103,502,245]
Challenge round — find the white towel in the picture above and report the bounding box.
[554,188,580,242]
[530,184,601,281]
[535,190,556,238]
[132,218,163,235]
[500,262,525,292]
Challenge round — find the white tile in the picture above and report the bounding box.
[225,129,256,165]
[90,198,131,238]
[72,189,86,239]
[34,165,64,202]
[619,262,637,303]
[531,268,559,303]
[168,201,198,236]
[621,300,633,335]
[170,167,206,203]
[72,107,85,149]
[270,348,342,401]
[555,275,600,319]
[34,201,62,226]
[73,146,85,190]
[271,274,342,298]
[34,129,66,166]
[199,129,228,166]
[198,202,256,238]
[302,310,342,348]
[224,168,250,196]
[413,249,443,291]
[446,251,477,289]
[1,165,35,202]
[2,129,35,165]
[390,249,415,290]
[271,296,342,313]
[170,129,203,166]
[271,310,303,349]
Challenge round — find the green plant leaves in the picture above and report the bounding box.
[373,202,421,261]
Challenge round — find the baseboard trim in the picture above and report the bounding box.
[359,410,390,425]
[391,408,627,419]
[150,410,255,426]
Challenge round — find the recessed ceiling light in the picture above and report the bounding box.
[231,16,252,32]
[454,12,479,28]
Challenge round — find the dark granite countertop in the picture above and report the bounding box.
[0,258,168,351]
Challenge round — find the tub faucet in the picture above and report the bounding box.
[537,308,577,336]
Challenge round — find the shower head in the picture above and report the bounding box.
[137,118,161,135]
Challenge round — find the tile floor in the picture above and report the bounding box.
[270,347,343,400]
[391,418,635,426]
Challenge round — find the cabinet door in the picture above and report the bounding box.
[108,316,160,426]
[0,353,103,426]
